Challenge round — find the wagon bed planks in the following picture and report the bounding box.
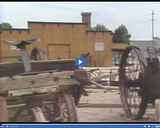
[0,70,80,94]
[0,59,77,77]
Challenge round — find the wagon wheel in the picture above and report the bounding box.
[119,46,149,120]
[54,89,78,122]
[30,47,48,60]
[11,105,53,122]
[11,90,77,122]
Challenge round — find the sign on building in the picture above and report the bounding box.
[95,42,104,51]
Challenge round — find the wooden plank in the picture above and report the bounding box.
[8,85,59,96]
[0,56,21,59]
[85,85,119,90]
[48,44,70,60]
[78,103,155,109]
[7,101,55,121]
[7,101,54,109]
[8,114,50,122]
[155,99,160,121]
[48,53,58,60]
[0,59,77,77]
[8,108,52,121]
[78,103,122,108]
[0,70,80,94]
[6,97,24,106]
[6,94,55,105]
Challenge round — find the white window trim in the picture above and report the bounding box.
[95,42,104,51]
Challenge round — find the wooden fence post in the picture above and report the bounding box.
[155,99,160,122]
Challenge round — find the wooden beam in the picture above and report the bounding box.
[0,59,77,77]
[6,94,55,106]
[8,85,59,96]
[155,99,160,121]
[0,70,80,94]
[78,103,155,109]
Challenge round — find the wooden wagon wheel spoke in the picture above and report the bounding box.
[133,91,138,114]
[11,90,78,122]
[59,96,69,121]
[54,90,78,122]
[128,90,132,106]
[119,46,149,120]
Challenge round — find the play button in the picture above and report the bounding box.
[79,60,82,64]
[75,58,86,66]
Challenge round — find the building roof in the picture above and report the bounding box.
[130,40,160,49]
[86,30,112,33]
[28,21,87,25]
[1,28,29,31]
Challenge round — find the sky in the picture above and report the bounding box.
[1,2,160,40]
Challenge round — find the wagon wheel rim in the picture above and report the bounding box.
[54,90,78,122]
[11,105,52,122]
[119,46,148,119]
[11,90,77,122]
[11,107,34,122]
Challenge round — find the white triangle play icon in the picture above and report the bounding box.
[79,60,82,64]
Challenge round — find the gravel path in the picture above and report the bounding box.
[76,89,155,122]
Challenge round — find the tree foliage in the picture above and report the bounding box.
[91,23,108,31]
[153,37,160,41]
[0,22,12,30]
[112,24,131,43]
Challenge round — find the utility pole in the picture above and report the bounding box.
[152,11,154,52]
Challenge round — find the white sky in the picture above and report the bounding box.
[1,2,160,40]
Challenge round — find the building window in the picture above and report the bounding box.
[10,46,20,50]
[95,42,104,51]
[112,50,124,66]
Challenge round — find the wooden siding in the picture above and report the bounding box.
[0,22,127,67]
[111,43,128,49]
[0,30,29,62]
[85,31,113,67]
[48,44,70,59]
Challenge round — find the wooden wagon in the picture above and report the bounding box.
[0,38,89,122]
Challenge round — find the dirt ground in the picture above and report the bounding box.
[76,88,155,122]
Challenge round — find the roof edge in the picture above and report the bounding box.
[86,30,112,33]
[28,21,88,25]
[1,28,29,31]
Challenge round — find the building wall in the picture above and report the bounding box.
[0,29,29,62]
[85,31,113,66]
[0,23,128,67]
[111,43,128,49]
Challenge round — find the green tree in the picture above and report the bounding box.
[113,24,131,43]
[91,23,108,31]
[153,37,160,41]
[0,22,12,31]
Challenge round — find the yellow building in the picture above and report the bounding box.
[0,12,128,67]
